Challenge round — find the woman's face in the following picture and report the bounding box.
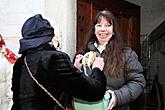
[95,16,113,45]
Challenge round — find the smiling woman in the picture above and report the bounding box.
[94,16,113,46]
[75,10,146,110]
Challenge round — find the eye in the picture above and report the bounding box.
[95,24,101,27]
[105,24,112,27]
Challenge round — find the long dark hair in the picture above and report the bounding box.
[82,10,124,76]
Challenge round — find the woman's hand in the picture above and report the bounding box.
[74,54,83,70]
[107,90,117,110]
[92,57,104,71]
[52,36,61,48]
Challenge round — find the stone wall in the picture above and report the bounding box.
[0,0,77,59]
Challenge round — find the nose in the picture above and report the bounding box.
[100,26,106,31]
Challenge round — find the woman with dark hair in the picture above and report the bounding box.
[74,10,146,110]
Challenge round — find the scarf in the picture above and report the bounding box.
[0,46,18,64]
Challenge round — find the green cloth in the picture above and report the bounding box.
[74,92,111,110]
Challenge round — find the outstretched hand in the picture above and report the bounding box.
[74,54,83,70]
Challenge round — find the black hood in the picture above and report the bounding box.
[19,14,54,54]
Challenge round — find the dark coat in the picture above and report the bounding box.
[83,42,146,110]
[11,44,106,110]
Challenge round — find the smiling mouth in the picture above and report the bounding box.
[99,33,108,35]
[99,33,109,37]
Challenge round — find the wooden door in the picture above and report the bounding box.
[77,0,92,50]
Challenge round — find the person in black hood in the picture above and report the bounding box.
[11,14,106,110]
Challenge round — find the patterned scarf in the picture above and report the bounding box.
[0,35,18,64]
[0,46,18,64]
[4,47,18,64]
